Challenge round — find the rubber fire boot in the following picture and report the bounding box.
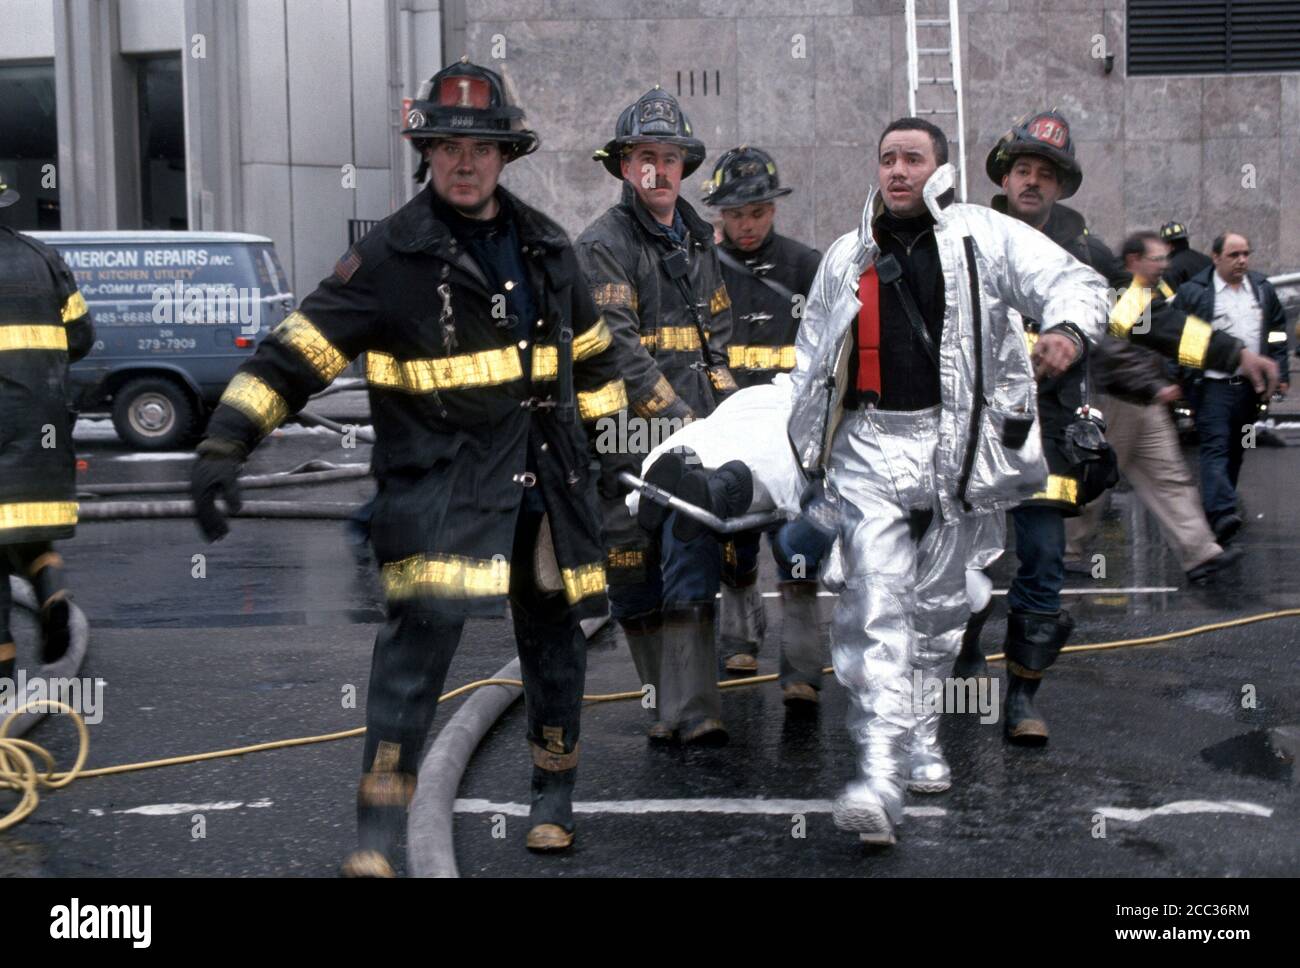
[28,550,71,665]
[777,580,825,706]
[672,461,754,543]
[720,579,764,675]
[340,740,415,878]
[526,744,578,851]
[1003,608,1075,746]
[952,601,993,680]
[661,602,727,746]
[622,615,673,742]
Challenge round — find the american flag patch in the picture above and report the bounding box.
[334,247,363,284]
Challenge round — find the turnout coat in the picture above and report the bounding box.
[204,185,627,619]
[716,231,821,389]
[0,228,94,545]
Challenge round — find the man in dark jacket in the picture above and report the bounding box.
[0,181,94,687]
[576,88,745,748]
[955,110,1123,744]
[1065,232,1239,583]
[1174,231,1291,544]
[1160,220,1213,290]
[699,145,828,705]
[191,61,627,875]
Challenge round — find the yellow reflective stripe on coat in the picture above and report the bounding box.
[0,325,68,352]
[561,562,606,605]
[1177,315,1212,367]
[577,378,628,421]
[61,291,88,323]
[1029,474,1078,505]
[531,317,614,382]
[571,316,612,360]
[382,553,511,600]
[727,344,796,370]
[367,346,523,393]
[633,374,680,417]
[1109,282,1156,338]
[708,367,738,393]
[709,286,731,314]
[643,326,705,353]
[591,282,637,312]
[273,311,349,382]
[220,372,290,434]
[0,501,79,532]
[1158,281,1176,300]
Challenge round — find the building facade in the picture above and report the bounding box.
[2,0,1297,295]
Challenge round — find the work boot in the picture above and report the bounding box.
[1185,544,1243,584]
[525,743,578,852]
[622,616,674,742]
[1003,609,1074,746]
[340,753,414,878]
[720,579,764,675]
[777,580,825,707]
[661,602,727,746]
[952,601,993,680]
[637,452,687,534]
[672,461,753,543]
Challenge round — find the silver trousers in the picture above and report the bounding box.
[826,406,979,814]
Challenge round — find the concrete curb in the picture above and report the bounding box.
[406,613,610,878]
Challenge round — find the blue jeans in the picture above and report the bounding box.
[1193,378,1257,524]
[607,511,722,621]
[1007,505,1065,614]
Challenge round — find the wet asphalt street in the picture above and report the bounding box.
[1,401,1297,878]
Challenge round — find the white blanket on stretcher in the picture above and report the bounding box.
[624,373,805,519]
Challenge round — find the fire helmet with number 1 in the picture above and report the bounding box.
[402,58,539,182]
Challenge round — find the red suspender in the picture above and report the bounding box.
[856,266,882,398]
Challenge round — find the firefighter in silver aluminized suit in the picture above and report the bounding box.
[788,120,1111,845]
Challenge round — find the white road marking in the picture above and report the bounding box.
[110,452,196,462]
[1096,800,1273,823]
[114,798,273,816]
[752,587,1180,599]
[454,798,946,818]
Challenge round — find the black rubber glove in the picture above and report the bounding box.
[191,437,247,541]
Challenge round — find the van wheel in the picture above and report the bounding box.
[111,377,197,450]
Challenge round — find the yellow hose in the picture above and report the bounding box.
[4,607,1298,831]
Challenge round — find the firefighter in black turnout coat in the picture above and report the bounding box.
[191,61,627,875]
[958,110,1122,743]
[0,184,94,684]
[700,146,829,705]
[576,87,750,748]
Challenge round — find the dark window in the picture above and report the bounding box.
[1128,0,1300,76]
[0,63,60,231]
[136,55,187,229]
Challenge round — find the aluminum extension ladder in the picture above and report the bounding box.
[905,0,968,201]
